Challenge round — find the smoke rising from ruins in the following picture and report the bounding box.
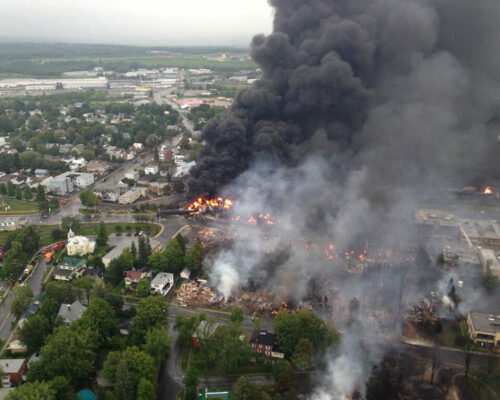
[188,0,500,397]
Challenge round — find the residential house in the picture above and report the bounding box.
[159,148,173,162]
[124,270,153,290]
[148,181,169,196]
[7,340,27,355]
[86,161,112,175]
[93,183,120,202]
[72,144,85,155]
[53,172,94,190]
[0,218,27,232]
[150,272,174,296]
[59,144,73,154]
[53,257,87,281]
[467,312,500,348]
[0,359,27,387]
[57,301,87,325]
[105,146,125,160]
[133,143,144,151]
[250,330,285,359]
[144,162,159,175]
[102,237,162,268]
[192,320,219,347]
[34,169,49,178]
[19,295,41,328]
[66,229,95,256]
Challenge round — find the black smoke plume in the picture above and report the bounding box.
[188,0,500,198]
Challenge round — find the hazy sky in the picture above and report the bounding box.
[0,0,274,46]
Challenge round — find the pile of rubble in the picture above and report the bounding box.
[175,280,220,307]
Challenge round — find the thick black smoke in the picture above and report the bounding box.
[188,0,500,197]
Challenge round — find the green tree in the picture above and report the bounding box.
[72,276,95,302]
[36,184,46,202]
[163,239,184,274]
[104,248,134,286]
[115,225,123,235]
[11,284,34,318]
[482,265,498,294]
[183,239,204,274]
[272,360,293,393]
[15,185,22,199]
[131,296,169,344]
[175,313,206,349]
[292,338,315,371]
[48,376,74,400]
[208,324,252,373]
[175,234,186,254]
[137,236,149,268]
[51,228,66,241]
[78,297,118,345]
[131,240,137,260]
[79,190,97,208]
[23,186,33,200]
[0,182,6,195]
[37,325,96,385]
[137,378,156,400]
[232,376,263,400]
[61,216,81,232]
[1,241,29,280]
[96,221,108,247]
[103,347,156,400]
[231,307,244,325]
[274,310,333,358]
[7,180,15,197]
[143,326,171,365]
[5,381,56,400]
[135,279,151,298]
[183,367,198,400]
[19,314,51,353]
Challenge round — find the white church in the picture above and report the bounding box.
[66,229,96,257]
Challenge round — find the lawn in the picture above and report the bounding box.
[0,197,38,214]
[0,222,161,247]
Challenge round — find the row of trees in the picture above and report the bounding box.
[12,277,171,400]
[0,226,40,280]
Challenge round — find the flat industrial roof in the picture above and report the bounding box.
[469,312,500,334]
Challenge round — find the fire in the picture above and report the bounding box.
[187,196,234,213]
[484,186,492,194]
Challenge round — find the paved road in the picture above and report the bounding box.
[0,257,50,341]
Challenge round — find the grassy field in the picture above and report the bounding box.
[0,222,161,247]
[0,197,38,214]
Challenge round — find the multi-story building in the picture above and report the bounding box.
[249,330,284,359]
[150,272,174,296]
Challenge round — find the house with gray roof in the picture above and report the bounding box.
[57,301,87,325]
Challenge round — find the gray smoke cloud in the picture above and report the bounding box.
[190,0,500,397]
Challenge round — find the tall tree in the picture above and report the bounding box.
[78,297,118,346]
[96,221,108,247]
[23,186,33,200]
[131,241,137,261]
[36,184,46,202]
[131,296,169,344]
[19,314,51,353]
[175,234,186,254]
[232,376,263,400]
[79,190,98,208]
[11,284,34,318]
[143,326,171,365]
[183,367,198,400]
[103,347,156,400]
[163,239,184,274]
[137,236,148,268]
[37,325,96,386]
[183,239,204,274]
[274,310,334,358]
[15,185,22,199]
[0,182,6,195]
[5,381,56,400]
[137,378,156,400]
[231,307,244,325]
[7,180,15,197]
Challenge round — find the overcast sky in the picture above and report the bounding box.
[0,0,274,46]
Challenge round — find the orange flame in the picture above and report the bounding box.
[484,186,492,194]
[187,196,234,213]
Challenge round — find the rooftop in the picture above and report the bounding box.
[469,312,500,334]
[0,359,25,373]
[57,301,87,324]
[250,330,278,347]
[60,257,87,269]
[103,237,160,263]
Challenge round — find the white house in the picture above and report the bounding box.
[150,272,174,296]
[66,229,95,256]
[144,163,158,175]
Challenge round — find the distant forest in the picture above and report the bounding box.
[0,42,252,78]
